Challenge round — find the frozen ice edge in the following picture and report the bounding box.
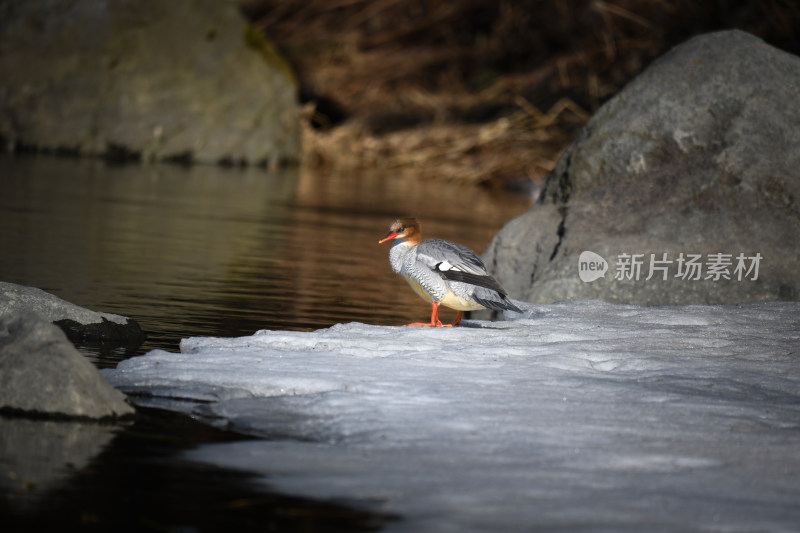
[104,300,800,532]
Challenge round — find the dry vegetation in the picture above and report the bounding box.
[237,0,800,188]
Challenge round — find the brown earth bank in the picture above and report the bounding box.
[238,0,800,188]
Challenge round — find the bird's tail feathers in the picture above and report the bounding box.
[473,293,523,313]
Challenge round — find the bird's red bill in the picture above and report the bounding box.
[378,231,397,244]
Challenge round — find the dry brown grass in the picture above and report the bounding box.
[300,96,587,185]
[236,0,800,187]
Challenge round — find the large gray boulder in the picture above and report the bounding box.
[0,282,143,345]
[485,30,800,306]
[0,312,134,419]
[0,0,300,166]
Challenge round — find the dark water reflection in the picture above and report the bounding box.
[0,155,530,367]
[0,154,529,531]
[0,408,397,532]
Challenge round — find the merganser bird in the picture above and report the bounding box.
[379,217,522,327]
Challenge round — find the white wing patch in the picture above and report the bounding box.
[436,260,456,272]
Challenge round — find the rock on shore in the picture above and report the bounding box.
[0,282,144,345]
[484,30,800,306]
[0,312,134,419]
[0,0,300,166]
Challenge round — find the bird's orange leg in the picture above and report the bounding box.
[441,311,463,327]
[407,302,444,327]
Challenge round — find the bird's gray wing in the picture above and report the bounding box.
[416,240,508,295]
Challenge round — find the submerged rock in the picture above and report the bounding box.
[0,282,144,346]
[0,0,300,166]
[485,30,800,305]
[0,312,134,419]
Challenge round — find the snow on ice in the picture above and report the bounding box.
[105,301,800,532]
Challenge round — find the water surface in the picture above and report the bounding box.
[0,154,531,531]
[0,155,530,367]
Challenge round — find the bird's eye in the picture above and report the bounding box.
[398,226,405,232]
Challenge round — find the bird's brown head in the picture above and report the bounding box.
[378,217,421,246]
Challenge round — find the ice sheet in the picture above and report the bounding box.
[105,301,800,532]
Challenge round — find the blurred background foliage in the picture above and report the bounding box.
[237,0,800,188]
